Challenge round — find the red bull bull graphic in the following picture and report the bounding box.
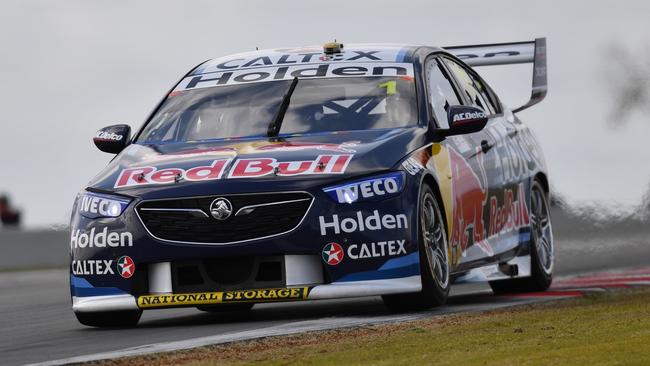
[447,147,491,259]
[430,142,533,264]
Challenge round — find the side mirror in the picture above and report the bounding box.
[444,105,488,136]
[93,124,131,154]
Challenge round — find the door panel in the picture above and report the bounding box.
[425,55,534,271]
[441,125,501,268]
[438,58,511,268]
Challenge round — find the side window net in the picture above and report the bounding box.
[443,58,497,114]
[426,58,460,128]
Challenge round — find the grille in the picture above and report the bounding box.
[172,256,285,292]
[137,192,312,244]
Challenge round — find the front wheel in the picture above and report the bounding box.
[74,310,142,328]
[383,184,450,312]
[489,179,554,294]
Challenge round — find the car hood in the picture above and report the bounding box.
[87,127,426,199]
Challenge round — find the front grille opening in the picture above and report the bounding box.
[171,256,285,293]
[177,265,203,286]
[256,261,282,282]
[204,257,255,285]
[137,192,312,244]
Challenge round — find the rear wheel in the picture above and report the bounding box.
[489,179,554,294]
[197,303,254,313]
[74,310,142,328]
[383,184,450,312]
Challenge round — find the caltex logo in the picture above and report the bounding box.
[117,256,135,279]
[322,242,344,265]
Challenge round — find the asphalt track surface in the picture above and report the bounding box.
[3,223,650,366]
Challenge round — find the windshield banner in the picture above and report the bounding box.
[174,62,415,92]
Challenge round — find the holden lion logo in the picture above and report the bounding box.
[210,198,233,220]
[322,242,344,265]
[117,256,135,279]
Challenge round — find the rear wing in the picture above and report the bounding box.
[444,38,547,113]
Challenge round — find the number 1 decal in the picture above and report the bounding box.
[379,80,397,95]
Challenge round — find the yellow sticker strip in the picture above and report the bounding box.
[137,287,310,309]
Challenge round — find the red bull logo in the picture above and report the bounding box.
[448,147,490,257]
[430,141,535,265]
[114,154,353,188]
[447,147,532,260]
[489,183,530,236]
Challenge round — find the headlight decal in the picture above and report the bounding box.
[78,192,131,219]
[322,172,405,204]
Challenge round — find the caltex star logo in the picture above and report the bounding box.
[322,242,344,265]
[117,256,135,279]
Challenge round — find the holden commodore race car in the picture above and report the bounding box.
[70,39,553,327]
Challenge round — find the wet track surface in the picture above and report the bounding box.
[3,219,650,365]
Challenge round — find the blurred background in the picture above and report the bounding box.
[1,0,649,270]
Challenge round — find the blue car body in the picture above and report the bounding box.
[70,41,550,314]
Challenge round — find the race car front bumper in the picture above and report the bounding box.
[72,274,422,313]
[70,170,425,313]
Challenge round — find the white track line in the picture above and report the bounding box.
[26,313,425,366]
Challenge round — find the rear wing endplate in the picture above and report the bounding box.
[444,38,547,113]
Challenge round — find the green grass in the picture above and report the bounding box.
[100,289,650,366]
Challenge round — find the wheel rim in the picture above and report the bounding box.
[421,193,450,289]
[530,185,554,275]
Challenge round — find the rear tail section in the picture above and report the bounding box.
[444,38,547,113]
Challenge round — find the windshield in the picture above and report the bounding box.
[137,76,417,143]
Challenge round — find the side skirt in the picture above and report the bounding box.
[452,254,531,284]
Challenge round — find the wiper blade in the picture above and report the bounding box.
[267,77,299,137]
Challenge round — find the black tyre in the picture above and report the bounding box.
[74,310,142,328]
[197,303,254,313]
[383,184,450,312]
[489,179,554,294]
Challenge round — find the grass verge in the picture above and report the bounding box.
[0,266,65,273]
[94,289,650,366]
